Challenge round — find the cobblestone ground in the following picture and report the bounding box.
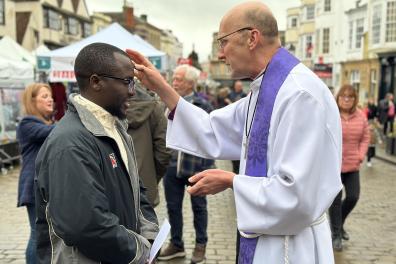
[0,159,394,264]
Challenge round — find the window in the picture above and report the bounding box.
[299,35,304,57]
[322,28,330,54]
[291,17,297,28]
[288,16,298,28]
[355,18,364,48]
[348,21,353,49]
[0,0,4,25]
[350,70,360,94]
[34,30,39,44]
[43,8,62,30]
[82,22,91,37]
[305,35,313,58]
[386,1,396,42]
[65,17,79,35]
[324,0,331,12]
[63,18,67,34]
[306,5,315,20]
[372,4,382,44]
[43,8,48,27]
[370,69,377,98]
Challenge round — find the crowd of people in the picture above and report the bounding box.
[13,1,395,264]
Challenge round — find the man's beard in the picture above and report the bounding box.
[106,105,126,120]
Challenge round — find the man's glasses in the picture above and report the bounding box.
[97,74,135,94]
[217,26,253,50]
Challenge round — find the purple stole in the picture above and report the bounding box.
[238,48,300,264]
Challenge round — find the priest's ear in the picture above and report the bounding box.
[247,28,260,50]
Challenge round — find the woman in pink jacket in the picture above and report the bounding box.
[329,84,370,251]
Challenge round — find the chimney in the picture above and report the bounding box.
[356,0,361,8]
[123,5,135,30]
[140,14,147,22]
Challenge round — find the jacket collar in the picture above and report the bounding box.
[68,93,128,137]
[21,115,46,123]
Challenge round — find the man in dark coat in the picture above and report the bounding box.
[35,43,158,264]
[127,84,171,207]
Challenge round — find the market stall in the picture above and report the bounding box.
[0,56,34,170]
[0,36,36,65]
[37,23,167,82]
[0,36,35,170]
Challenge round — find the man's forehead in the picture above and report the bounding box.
[173,68,186,76]
[114,53,134,74]
[218,15,245,35]
[219,17,232,32]
[114,52,132,64]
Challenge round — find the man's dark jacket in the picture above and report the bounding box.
[35,94,159,264]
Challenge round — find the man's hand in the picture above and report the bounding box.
[187,169,235,196]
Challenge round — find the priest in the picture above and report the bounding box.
[127,2,342,263]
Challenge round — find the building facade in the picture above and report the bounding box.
[285,6,300,55]
[103,4,183,71]
[297,0,316,68]
[0,0,91,51]
[286,0,395,102]
[341,0,396,102]
[161,29,183,70]
[368,0,396,100]
[341,2,380,102]
[208,32,231,86]
[134,14,162,50]
[91,12,112,34]
[314,0,361,88]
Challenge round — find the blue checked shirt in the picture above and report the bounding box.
[170,92,215,179]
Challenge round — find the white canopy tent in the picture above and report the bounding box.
[0,35,35,87]
[0,36,35,141]
[0,58,33,140]
[32,44,50,57]
[0,57,34,88]
[0,36,36,65]
[38,23,167,82]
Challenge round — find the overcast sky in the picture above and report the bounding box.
[86,0,300,61]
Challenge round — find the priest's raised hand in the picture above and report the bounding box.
[126,49,179,111]
[187,169,235,196]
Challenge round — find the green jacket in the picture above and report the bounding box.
[127,86,171,207]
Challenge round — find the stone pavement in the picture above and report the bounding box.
[0,159,395,263]
[333,158,396,264]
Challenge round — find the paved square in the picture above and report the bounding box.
[0,159,394,263]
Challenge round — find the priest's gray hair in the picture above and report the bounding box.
[174,64,199,89]
[244,8,278,44]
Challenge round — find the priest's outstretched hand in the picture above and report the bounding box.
[187,169,235,196]
[126,49,180,111]
[125,49,165,91]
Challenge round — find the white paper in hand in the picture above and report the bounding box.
[149,219,171,264]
